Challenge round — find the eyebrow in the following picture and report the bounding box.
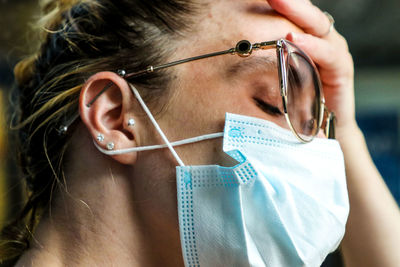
[226,55,277,78]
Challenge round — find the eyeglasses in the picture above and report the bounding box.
[87,39,335,143]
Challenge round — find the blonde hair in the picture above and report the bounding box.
[1,0,199,262]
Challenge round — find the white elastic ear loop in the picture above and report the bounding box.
[93,132,224,155]
[129,83,185,166]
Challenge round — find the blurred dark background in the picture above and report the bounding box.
[0,0,399,266]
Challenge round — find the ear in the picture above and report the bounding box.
[79,71,138,165]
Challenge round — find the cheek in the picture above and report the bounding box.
[183,62,253,111]
[157,65,224,140]
[162,63,251,138]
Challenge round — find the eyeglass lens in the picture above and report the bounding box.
[285,47,321,141]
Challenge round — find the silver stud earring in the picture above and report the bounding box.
[127,118,135,127]
[107,142,115,150]
[96,133,105,142]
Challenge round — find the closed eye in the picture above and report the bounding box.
[254,98,283,116]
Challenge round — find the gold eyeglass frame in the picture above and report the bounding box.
[87,39,336,143]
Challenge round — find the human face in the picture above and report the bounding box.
[150,0,308,166]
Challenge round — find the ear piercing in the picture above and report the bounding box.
[117,69,127,77]
[127,118,135,126]
[95,134,114,150]
[97,133,105,142]
[106,142,115,150]
[94,118,134,150]
[57,125,68,136]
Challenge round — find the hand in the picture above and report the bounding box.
[267,0,358,139]
[267,3,400,267]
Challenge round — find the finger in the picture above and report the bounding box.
[267,0,333,37]
[285,32,352,75]
[285,32,355,124]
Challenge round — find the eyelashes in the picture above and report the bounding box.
[254,97,283,116]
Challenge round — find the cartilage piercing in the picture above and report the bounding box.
[128,118,135,126]
[117,69,127,77]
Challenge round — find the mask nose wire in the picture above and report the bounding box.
[129,83,185,167]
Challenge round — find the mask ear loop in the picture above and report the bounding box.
[93,132,223,155]
[129,83,185,166]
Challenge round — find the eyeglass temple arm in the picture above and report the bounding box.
[86,48,235,107]
[324,109,336,139]
[87,40,279,107]
[125,40,277,80]
[61,40,283,134]
[254,41,277,49]
[125,49,235,79]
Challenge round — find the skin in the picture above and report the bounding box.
[16,0,400,266]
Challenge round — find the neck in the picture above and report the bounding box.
[16,129,184,267]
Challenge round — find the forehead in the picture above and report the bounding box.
[166,0,304,95]
[187,0,302,51]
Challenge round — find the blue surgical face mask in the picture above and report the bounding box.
[95,84,350,267]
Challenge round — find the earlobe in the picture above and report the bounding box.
[79,71,139,165]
